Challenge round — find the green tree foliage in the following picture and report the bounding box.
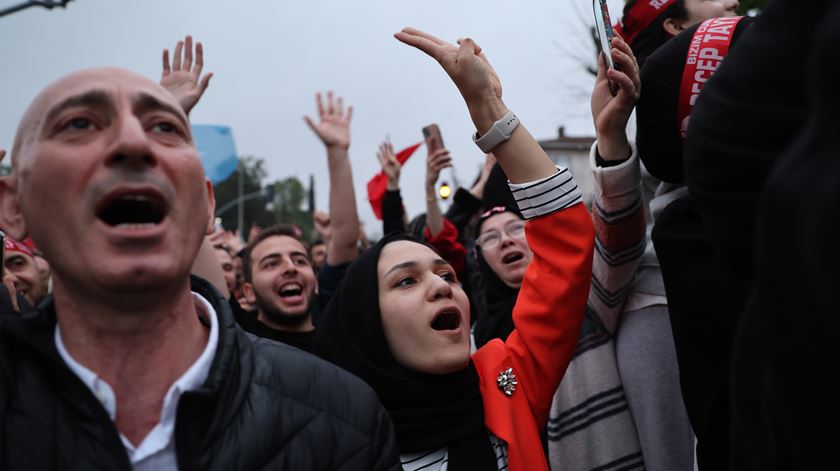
[213,156,266,237]
[265,177,314,240]
[213,156,314,241]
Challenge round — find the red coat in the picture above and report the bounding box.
[472,203,594,471]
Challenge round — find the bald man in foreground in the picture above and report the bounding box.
[0,68,399,470]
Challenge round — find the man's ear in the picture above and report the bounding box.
[0,176,27,240]
[662,17,686,36]
[204,179,216,235]
[242,282,256,303]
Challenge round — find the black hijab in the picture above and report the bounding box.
[315,233,497,470]
[471,163,523,348]
[472,206,521,349]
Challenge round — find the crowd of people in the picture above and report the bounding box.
[0,0,834,469]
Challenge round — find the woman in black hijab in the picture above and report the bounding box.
[316,27,595,471]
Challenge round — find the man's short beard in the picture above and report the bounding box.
[253,289,311,329]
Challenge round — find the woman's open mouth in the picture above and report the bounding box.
[502,251,525,264]
[431,309,462,331]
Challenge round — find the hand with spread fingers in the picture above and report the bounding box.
[376,142,401,191]
[161,35,213,116]
[591,36,641,161]
[304,91,353,150]
[394,28,504,122]
[396,27,556,184]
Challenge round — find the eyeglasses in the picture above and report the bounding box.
[476,220,526,250]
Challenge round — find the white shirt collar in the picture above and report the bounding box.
[55,292,219,466]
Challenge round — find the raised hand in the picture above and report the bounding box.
[396,28,554,184]
[394,28,502,114]
[207,229,226,249]
[161,35,213,115]
[425,148,453,189]
[313,210,332,243]
[481,153,497,180]
[3,275,20,313]
[376,142,401,190]
[304,91,353,150]
[591,36,641,161]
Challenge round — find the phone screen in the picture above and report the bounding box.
[593,0,617,71]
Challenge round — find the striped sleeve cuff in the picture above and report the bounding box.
[508,166,582,220]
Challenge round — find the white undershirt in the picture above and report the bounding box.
[55,292,219,471]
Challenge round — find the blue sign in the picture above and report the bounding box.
[193,124,239,184]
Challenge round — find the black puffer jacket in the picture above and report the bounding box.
[0,276,400,470]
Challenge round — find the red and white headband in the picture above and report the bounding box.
[616,0,677,44]
[4,236,34,258]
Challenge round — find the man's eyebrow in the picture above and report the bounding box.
[4,254,24,264]
[290,251,310,260]
[433,259,448,266]
[133,92,189,125]
[43,90,113,126]
[258,252,282,265]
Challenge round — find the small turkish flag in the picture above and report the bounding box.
[367,142,422,219]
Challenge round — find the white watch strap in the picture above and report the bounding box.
[472,110,519,154]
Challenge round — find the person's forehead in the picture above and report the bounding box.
[378,240,438,269]
[252,235,308,260]
[33,69,180,126]
[214,247,233,263]
[48,68,174,103]
[481,211,519,233]
[14,68,184,163]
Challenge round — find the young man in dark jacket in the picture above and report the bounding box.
[0,65,399,470]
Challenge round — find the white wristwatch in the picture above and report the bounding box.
[473,110,519,153]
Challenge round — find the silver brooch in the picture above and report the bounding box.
[497,367,518,397]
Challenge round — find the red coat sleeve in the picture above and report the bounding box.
[504,204,594,427]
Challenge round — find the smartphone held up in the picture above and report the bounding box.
[422,124,455,200]
[422,124,444,153]
[593,0,620,96]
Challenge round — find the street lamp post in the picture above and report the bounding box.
[0,1,74,18]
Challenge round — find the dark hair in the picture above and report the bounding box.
[623,0,689,68]
[310,238,325,247]
[406,214,428,241]
[242,224,309,283]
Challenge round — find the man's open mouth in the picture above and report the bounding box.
[431,309,461,331]
[96,190,168,228]
[277,283,303,299]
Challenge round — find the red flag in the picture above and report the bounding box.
[367,142,423,219]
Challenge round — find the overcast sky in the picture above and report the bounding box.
[0,0,624,236]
